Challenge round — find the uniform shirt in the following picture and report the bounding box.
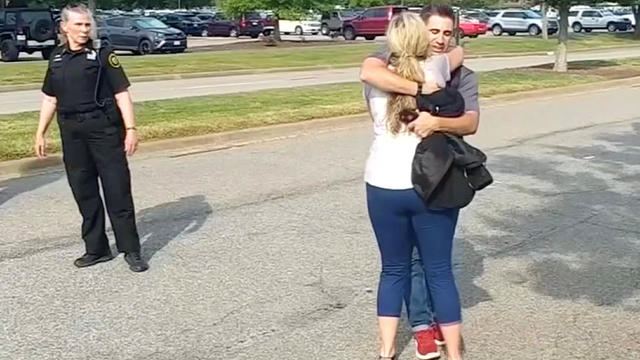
[42,45,130,113]
[369,47,479,112]
[363,55,452,190]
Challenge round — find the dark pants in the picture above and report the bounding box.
[58,108,140,255]
[366,184,461,324]
[409,246,436,331]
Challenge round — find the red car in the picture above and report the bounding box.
[458,16,487,38]
[342,5,408,40]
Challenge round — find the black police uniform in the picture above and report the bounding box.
[42,44,141,256]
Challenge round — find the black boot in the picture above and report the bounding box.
[74,253,114,268]
[124,252,149,273]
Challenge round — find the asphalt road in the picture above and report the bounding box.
[2,47,640,115]
[1,82,639,359]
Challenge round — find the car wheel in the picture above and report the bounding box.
[343,26,356,40]
[321,24,329,36]
[41,47,54,60]
[229,28,238,37]
[584,28,592,32]
[528,24,541,36]
[295,26,303,35]
[263,29,271,36]
[470,35,478,38]
[492,24,503,36]
[201,29,209,37]
[0,39,19,62]
[508,32,516,36]
[251,33,259,38]
[136,39,152,55]
[364,35,375,40]
[572,22,582,33]
[607,22,617,32]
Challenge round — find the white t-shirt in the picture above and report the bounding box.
[364,55,451,190]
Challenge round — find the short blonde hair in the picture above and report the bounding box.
[385,12,429,134]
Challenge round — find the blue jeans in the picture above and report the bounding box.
[366,184,461,324]
[409,246,436,331]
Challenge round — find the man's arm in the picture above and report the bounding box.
[359,57,418,96]
[360,47,465,96]
[408,111,479,138]
[409,69,480,138]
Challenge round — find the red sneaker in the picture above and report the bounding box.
[414,329,441,359]
[434,325,445,346]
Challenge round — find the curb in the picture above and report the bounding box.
[3,45,639,93]
[3,75,640,182]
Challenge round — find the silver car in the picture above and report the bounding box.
[489,9,558,36]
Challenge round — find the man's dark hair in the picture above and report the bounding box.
[420,4,455,23]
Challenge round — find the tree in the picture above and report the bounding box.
[540,1,548,40]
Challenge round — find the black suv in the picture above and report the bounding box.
[0,8,57,62]
[157,13,208,36]
[98,17,187,55]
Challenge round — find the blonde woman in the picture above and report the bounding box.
[364,12,465,360]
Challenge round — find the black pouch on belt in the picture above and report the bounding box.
[99,98,124,127]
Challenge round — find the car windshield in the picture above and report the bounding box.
[524,10,541,18]
[342,10,362,17]
[602,10,614,16]
[136,17,169,29]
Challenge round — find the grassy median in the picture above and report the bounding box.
[1,33,638,86]
[1,58,639,161]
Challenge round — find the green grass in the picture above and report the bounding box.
[4,61,637,162]
[1,33,639,86]
[464,32,639,55]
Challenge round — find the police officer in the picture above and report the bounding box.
[34,3,148,272]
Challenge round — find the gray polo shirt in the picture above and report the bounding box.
[369,48,479,112]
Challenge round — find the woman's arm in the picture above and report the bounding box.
[34,94,57,159]
[114,90,138,156]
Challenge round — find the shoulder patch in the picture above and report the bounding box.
[108,53,121,68]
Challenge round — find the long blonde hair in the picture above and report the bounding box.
[385,12,429,134]
[58,3,97,46]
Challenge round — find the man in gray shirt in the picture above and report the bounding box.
[360,5,479,360]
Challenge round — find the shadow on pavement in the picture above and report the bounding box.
[472,121,640,310]
[120,195,213,262]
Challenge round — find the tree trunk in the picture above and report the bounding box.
[273,17,282,41]
[88,0,96,12]
[554,2,569,72]
[541,2,549,40]
[634,5,640,39]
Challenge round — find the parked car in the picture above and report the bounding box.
[279,15,322,35]
[98,16,187,55]
[458,16,487,38]
[157,13,208,36]
[489,9,558,36]
[320,9,362,36]
[0,7,57,61]
[461,9,491,24]
[206,12,264,38]
[195,12,215,23]
[252,11,276,36]
[341,5,408,40]
[569,9,632,32]
[613,9,636,28]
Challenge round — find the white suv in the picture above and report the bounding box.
[488,9,558,36]
[568,9,632,32]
